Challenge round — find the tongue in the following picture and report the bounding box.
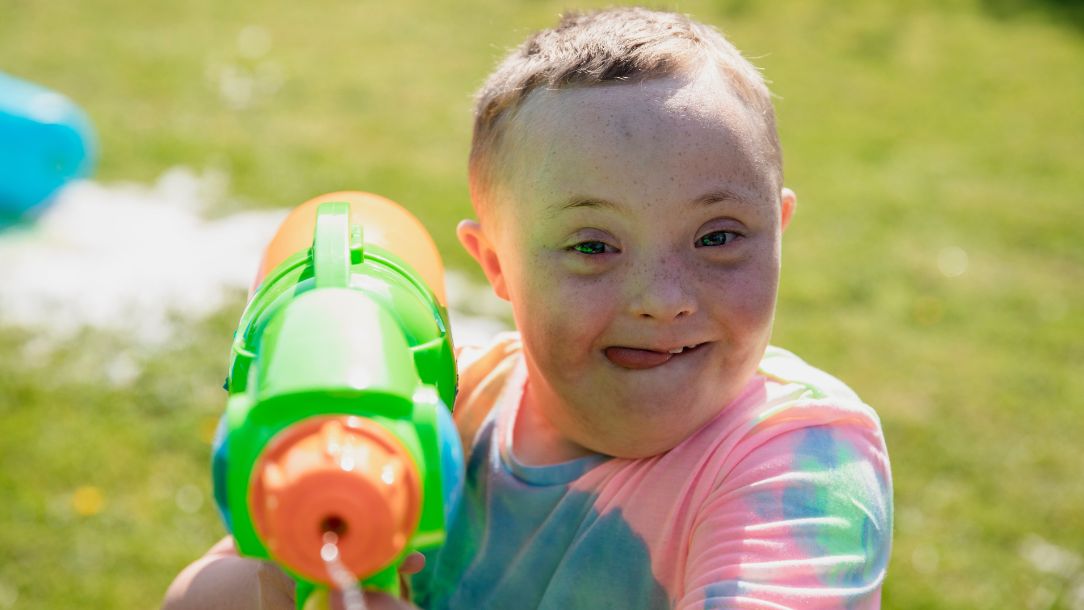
[604,346,673,369]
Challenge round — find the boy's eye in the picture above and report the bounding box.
[696,231,739,248]
[570,241,613,255]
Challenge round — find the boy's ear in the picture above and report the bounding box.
[456,219,510,301]
[780,187,797,231]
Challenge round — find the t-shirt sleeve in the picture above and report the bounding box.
[679,413,893,610]
[451,331,523,452]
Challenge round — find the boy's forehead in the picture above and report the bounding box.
[494,73,778,208]
[516,72,759,135]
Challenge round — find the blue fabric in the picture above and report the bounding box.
[413,420,670,610]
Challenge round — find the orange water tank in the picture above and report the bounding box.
[252,191,446,306]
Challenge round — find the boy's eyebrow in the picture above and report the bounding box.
[693,190,756,207]
[551,197,620,214]
[550,190,752,215]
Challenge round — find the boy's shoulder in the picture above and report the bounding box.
[672,345,885,473]
[454,330,522,374]
[452,331,524,450]
[757,345,864,405]
[732,344,881,436]
[672,346,889,508]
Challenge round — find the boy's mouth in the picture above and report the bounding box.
[604,342,707,370]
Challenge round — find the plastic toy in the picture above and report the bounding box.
[0,72,96,224]
[212,191,463,609]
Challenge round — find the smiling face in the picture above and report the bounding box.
[460,70,795,459]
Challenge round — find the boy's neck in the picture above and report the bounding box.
[513,382,597,466]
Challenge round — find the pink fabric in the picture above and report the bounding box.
[429,333,892,609]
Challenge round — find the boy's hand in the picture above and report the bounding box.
[255,558,296,609]
[256,548,425,610]
[166,537,423,610]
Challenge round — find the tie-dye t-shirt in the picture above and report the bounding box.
[412,332,893,610]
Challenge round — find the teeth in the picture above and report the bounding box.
[668,347,684,354]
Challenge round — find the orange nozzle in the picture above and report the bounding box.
[253,191,447,305]
[249,416,422,584]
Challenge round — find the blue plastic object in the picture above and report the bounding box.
[0,72,96,223]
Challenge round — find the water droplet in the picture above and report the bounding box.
[340,452,356,472]
[217,64,254,109]
[937,246,969,277]
[175,484,204,514]
[321,534,367,610]
[321,533,340,563]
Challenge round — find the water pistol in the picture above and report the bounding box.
[211,191,464,609]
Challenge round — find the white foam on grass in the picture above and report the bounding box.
[0,167,286,347]
[0,167,510,369]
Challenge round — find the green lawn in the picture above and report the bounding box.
[1,0,1082,608]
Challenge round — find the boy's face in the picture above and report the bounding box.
[461,72,796,459]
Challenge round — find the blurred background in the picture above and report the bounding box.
[1,0,1081,608]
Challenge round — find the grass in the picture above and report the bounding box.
[1,0,1082,608]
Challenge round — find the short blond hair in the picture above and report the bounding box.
[469,7,782,217]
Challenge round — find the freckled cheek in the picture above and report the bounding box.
[740,274,780,328]
[706,262,780,329]
[519,268,612,355]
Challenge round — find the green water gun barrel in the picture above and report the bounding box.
[212,193,462,609]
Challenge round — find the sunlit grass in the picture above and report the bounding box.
[0,0,1081,608]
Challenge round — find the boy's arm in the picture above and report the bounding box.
[162,536,294,610]
[162,536,422,610]
[680,418,893,610]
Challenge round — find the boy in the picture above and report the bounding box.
[165,7,892,609]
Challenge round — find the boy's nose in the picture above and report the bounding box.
[628,265,698,321]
